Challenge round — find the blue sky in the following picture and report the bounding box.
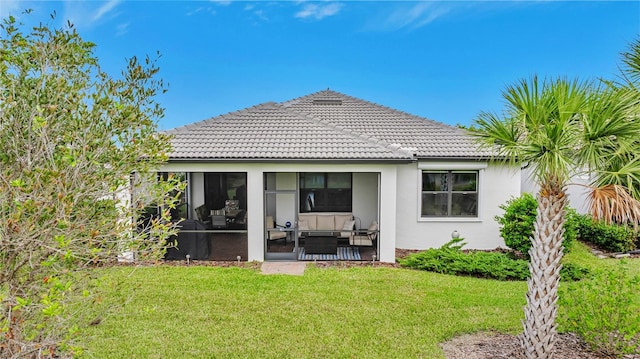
[2,1,639,130]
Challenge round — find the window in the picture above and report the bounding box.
[421,171,478,217]
[204,172,247,211]
[300,173,352,212]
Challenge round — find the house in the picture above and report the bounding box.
[160,89,521,263]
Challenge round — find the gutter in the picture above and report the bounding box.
[167,157,416,164]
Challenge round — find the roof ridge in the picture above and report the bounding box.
[282,88,463,133]
[329,91,462,131]
[277,102,414,158]
[280,88,333,107]
[164,101,279,134]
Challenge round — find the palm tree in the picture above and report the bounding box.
[589,38,640,226]
[470,76,640,359]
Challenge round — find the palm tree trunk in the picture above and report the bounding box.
[521,189,567,359]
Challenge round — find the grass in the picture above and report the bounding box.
[82,265,526,358]
[81,242,638,358]
[563,241,640,275]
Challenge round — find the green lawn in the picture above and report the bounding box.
[83,265,526,358]
[82,242,638,358]
[563,241,640,275]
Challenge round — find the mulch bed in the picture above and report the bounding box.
[440,332,640,359]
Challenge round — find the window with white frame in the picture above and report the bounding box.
[421,171,478,217]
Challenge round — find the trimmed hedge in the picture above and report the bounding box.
[574,214,637,253]
[399,238,588,281]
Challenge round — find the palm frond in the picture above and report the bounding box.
[589,184,640,230]
[578,84,640,171]
[620,38,640,86]
[594,156,640,200]
[468,111,523,164]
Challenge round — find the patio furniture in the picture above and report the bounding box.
[210,208,227,228]
[224,200,241,219]
[297,212,354,241]
[228,210,247,229]
[305,235,337,254]
[350,221,378,246]
[165,219,209,260]
[194,204,212,229]
[266,215,287,241]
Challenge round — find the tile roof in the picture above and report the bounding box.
[167,89,491,161]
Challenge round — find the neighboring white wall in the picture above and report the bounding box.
[566,175,591,214]
[352,173,379,230]
[395,161,521,250]
[521,167,591,214]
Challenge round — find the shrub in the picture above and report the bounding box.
[495,193,537,255]
[496,194,577,257]
[574,214,637,253]
[399,238,588,281]
[400,238,529,280]
[560,262,590,281]
[560,262,640,357]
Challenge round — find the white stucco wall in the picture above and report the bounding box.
[190,172,204,220]
[352,173,379,230]
[274,172,296,226]
[395,161,521,250]
[161,160,521,260]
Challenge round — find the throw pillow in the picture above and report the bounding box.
[298,219,309,231]
[342,220,355,230]
[367,221,378,234]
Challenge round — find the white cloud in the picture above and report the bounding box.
[210,0,231,6]
[295,2,343,20]
[382,2,451,31]
[115,22,129,36]
[93,0,121,22]
[0,0,22,19]
[187,7,217,16]
[62,0,123,30]
[253,9,268,21]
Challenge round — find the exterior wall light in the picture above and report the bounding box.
[451,230,460,239]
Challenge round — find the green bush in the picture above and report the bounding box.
[560,262,591,281]
[560,262,640,357]
[496,194,576,257]
[574,214,637,253]
[399,238,589,281]
[495,193,537,255]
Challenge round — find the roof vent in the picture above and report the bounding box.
[312,99,342,105]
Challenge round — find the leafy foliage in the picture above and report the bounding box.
[560,262,640,357]
[399,238,588,281]
[496,194,577,256]
[574,214,637,253]
[470,38,640,359]
[0,13,182,356]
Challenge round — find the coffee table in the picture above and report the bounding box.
[304,236,337,254]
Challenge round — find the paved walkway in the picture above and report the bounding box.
[261,261,307,276]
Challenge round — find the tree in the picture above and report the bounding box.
[0,13,182,357]
[470,75,639,358]
[588,39,640,227]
